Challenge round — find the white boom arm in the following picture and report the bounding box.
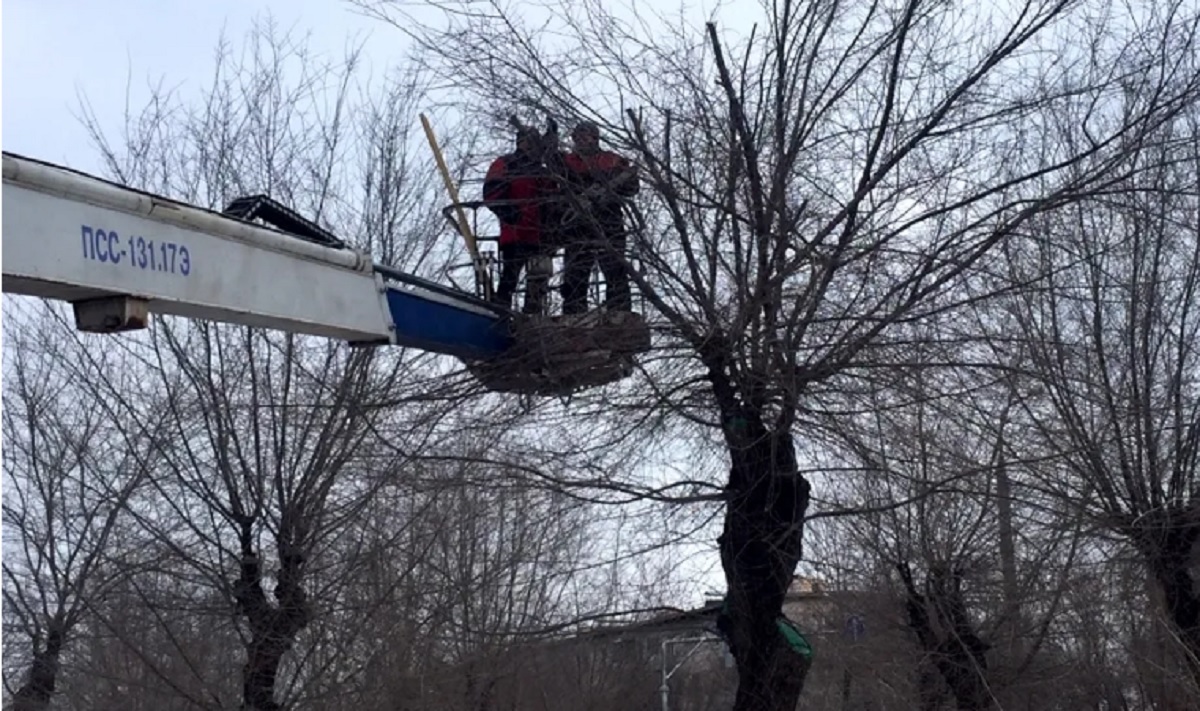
[2,152,395,343]
[1,151,656,396]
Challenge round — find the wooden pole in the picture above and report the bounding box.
[419,113,491,299]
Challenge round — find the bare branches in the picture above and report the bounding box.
[336,1,1200,707]
[2,301,157,710]
[7,1,1200,708]
[7,17,704,709]
[987,97,1200,690]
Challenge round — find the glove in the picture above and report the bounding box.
[488,204,521,225]
[530,255,554,277]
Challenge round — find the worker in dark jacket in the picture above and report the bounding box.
[483,127,556,314]
[558,120,640,314]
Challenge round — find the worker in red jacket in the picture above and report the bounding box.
[483,127,556,314]
[558,120,639,314]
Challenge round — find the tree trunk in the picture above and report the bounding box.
[12,621,65,711]
[899,563,995,711]
[716,408,812,711]
[235,544,311,711]
[1142,520,1200,692]
[995,456,1020,627]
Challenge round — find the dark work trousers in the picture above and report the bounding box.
[494,242,551,314]
[561,226,630,315]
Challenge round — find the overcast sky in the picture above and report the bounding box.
[4,0,754,174]
[3,0,404,173]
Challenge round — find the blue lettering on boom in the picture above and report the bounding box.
[81,223,192,276]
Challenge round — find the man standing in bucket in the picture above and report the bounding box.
[558,120,639,315]
[482,126,556,314]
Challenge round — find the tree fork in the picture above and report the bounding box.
[898,563,995,711]
[235,529,312,711]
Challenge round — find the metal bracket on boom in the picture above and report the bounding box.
[73,296,150,333]
[222,195,346,249]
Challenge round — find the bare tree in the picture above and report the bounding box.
[1,300,155,711]
[995,101,1200,699]
[349,0,1200,707]
[64,19,478,710]
[804,349,1088,710]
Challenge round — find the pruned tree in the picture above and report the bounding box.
[995,101,1200,699]
[351,0,1200,707]
[806,347,1090,710]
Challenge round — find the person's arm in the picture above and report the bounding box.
[609,155,639,198]
[482,157,520,224]
[586,154,638,205]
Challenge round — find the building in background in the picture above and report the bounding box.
[513,576,913,711]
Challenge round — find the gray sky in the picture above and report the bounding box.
[4,0,398,173]
[4,0,754,174]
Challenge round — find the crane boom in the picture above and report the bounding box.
[1,151,512,360]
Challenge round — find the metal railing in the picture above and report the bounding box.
[439,201,645,316]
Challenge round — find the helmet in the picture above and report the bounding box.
[573,120,600,138]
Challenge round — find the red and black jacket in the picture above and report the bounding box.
[561,150,639,230]
[483,152,554,246]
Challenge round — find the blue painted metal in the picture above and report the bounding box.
[383,286,513,360]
